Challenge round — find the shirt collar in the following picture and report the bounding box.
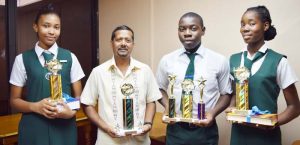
[35,42,58,58]
[179,44,206,58]
[241,43,268,54]
[108,56,141,72]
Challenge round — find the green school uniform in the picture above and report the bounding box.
[230,49,284,145]
[19,48,76,145]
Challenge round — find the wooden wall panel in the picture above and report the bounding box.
[0,5,9,115]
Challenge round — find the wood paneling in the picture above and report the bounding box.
[0,5,9,116]
[59,0,94,81]
[150,112,166,145]
[0,109,97,145]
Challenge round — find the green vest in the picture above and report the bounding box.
[19,48,77,145]
[230,49,284,145]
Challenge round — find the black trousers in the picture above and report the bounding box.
[166,121,219,145]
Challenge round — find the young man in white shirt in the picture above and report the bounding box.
[157,12,232,145]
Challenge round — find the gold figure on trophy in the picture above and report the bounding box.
[45,59,63,102]
[197,77,206,102]
[181,79,194,118]
[121,83,135,130]
[168,75,176,118]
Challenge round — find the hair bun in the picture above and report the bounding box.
[265,25,277,41]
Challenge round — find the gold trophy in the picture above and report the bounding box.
[121,83,135,130]
[46,59,63,103]
[234,66,250,115]
[197,77,206,120]
[181,79,194,119]
[168,75,176,118]
[226,66,278,126]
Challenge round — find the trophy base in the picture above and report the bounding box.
[231,109,251,116]
[62,93,80,110]
[226,109,277,126]
[163,115,207,123]
[116,128,143,136]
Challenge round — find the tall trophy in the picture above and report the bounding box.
[197,77,206,120]
[226,66,278,126]
[234,66,250,115]
[181,79,194,119]
[121,83,134,130]
[168,75,176,118]
[46,59,63,103]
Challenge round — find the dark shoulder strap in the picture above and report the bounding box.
[22,48,36,72]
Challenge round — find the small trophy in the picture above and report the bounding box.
[234,66,250,115]
[168,75,176,118]
[45,59,63,103]
[197,77,206,120]
[121,83,135,130]
[181,79,194,119]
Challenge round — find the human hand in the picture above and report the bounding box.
[33,98,57,119]
[225,106,236,113]
[104,126,121,138]
[194,113,214,127]
[132,124,152,136]
[54,101,76,119]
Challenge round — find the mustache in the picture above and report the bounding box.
[118,46,128,49]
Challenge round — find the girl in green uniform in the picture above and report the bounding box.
[229,5,300,145]
[9,4,85,145]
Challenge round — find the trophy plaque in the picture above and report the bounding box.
[168,75,176,118]
[197,77,206,120]
[45,59,63,103]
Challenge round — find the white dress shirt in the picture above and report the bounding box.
[9,42,85,87]
[241,43,298,89]
[81,57,162,145]
[156,45,232,116]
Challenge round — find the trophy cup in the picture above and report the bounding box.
[45,59,63,103]
[121,83,135,130]
[168,75,176,118]
[197,77,206,120]
[181,79,194,119]
[234,66,250,115]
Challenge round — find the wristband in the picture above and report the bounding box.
[144,121,153,126]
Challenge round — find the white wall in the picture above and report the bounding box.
[99,1,300,144]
